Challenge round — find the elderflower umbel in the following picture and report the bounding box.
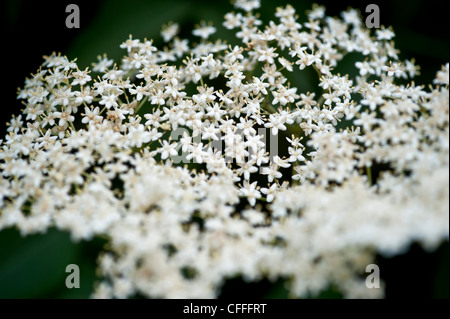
[0,0,448,299]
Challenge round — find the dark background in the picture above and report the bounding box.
[0,0,448,298]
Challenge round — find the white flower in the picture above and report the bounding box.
[186,143,206,163]
[295,50,321,70]
[264,114,287,135]
[129,85,149,101]
[128,125,151,148]
[383,62,404,77]
[148,128,163,141]
[82,107,102,126]
[434,63,449,85]
[158,140,179,160]
[71,68,92,86]
[54,110,75,127]
[99,94,119,109]
[92,54,114,73]
[272,86,299,106]
[262,164,282,183]
[74,86,94,105]
[224,12,243,29]
[251,77,269,95]
[242,208,266,225]
[202,124,221,141]
[193,22,216,40]
[376,27,395,41]
[273,155,290,168]
[150,90,166,105]
[236,160,258,180]
[288,147,305,162]
[161,22,179,42]
[238,181,261,206]
[278,57,293,72]
[260,183,278,202]
[361,89,385,111]
[7,115,24,134]
[355,61,375,77]
[234,0,260,12]
[257,47,278,64]
[120,35,140,52]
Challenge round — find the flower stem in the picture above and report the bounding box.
[366,166,373,186]
[135,96,149,114]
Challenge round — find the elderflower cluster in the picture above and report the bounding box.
[1,0,448,298]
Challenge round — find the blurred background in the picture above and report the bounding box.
[0,0,448,298]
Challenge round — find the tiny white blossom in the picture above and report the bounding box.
[238,181,261,206]
[193,22,216,40]
[99,94,119,109]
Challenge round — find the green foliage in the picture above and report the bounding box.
[0,228,105,298]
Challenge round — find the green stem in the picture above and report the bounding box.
[262,99,278,114]
[124,69,135,79]
[244,60,259,81]
[135,95,149,114]
[312,64,327,108]
[366,166,373,186]
[312,63,323,79]
[286,123,302,137]
[291,166,299,186]
[69,121,76,131]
